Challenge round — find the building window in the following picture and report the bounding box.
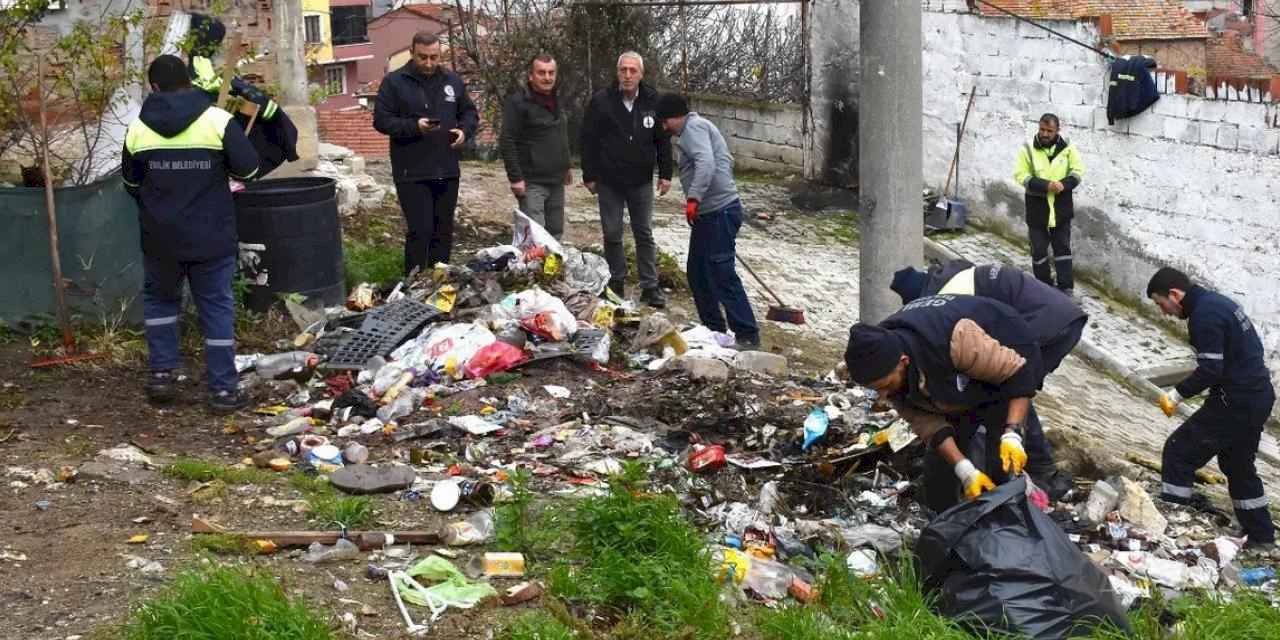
[325,66,346,95]
[1242,0,1253,17]
[304,15,321,44]
[331,6,369,45]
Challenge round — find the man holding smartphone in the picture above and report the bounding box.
[374,31,479,275]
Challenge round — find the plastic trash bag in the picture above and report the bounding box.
[393,556,498,621]
[561,247,611,295]
[464,341,527,379]
[915,477,1132,640]
[490,289,578,341]
[392,322,496,379]
[513,208,564,261]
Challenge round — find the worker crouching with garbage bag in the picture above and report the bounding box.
[844,294,1049,514]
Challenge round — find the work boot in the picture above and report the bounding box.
[209,389,250,415]
[606,279,625,300]
[733,336,762,351]
[145,370,177,405]
[640,287,666,308]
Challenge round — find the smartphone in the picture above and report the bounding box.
[425,118,441,129]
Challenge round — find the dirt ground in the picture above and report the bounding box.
[0,162,845,640]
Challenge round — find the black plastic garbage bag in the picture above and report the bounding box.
[915,477,1132,639]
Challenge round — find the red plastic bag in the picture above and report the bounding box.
[464,342,527,379]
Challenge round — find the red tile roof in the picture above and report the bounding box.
[1206,32,1277,79]
[976,0,1209,41]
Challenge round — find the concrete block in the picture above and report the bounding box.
[675,355,730,382]
[1051,82,1086,106]
[1215,124,1240,150]
[1264,130,1280,156]
[1128,113,1165,139]
[979,56,1012,78]
[1162,117,1200,144]
[1058,104,1094,128]
[1222,102,1267,128]
[1198,122,1221,146]
[1152,95,1186,118]
[1238,126,1269,154]
[1081,82,1103,107]
[1186,98,1229,123]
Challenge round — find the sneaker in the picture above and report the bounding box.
[639,287,666,308]
[209,389,250,415]
[733,336,762,351]
[145,370,177,405]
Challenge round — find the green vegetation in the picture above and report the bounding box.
[495,469,564,562]
[289,470,375,529]
[547,462,729,639]
[163,458,274,485]
[498,611,576,640]
[307,492,374,529]
[122,564,332,640]
[191,533,259,557]
[821,210,860,244]
[344,240,403,289]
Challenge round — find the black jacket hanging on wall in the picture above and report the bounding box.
[1106,55,1159,124]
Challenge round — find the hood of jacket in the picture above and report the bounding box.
[140,88,211,137]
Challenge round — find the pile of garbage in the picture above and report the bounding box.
[213,210,1277,636]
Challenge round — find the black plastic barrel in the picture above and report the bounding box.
[234,177,346,313]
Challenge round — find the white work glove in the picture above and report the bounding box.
[954,458,995,501]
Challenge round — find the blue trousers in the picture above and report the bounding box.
[686,200,759,342]
[143,254,238,393]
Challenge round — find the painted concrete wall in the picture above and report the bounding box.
[690,95,805,174]
[812,0,1280,392]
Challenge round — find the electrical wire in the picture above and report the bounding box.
[971,0,1115,60]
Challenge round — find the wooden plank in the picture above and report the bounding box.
[192,515,443,549]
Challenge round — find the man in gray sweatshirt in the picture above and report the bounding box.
[656,94,760,349]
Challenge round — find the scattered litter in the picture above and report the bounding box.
[846,549,879,577]
[543,385,571,399]
[303,538,361,563]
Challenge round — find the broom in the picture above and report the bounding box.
[735,254,806,325]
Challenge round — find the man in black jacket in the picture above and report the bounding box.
[1149,267,1275,549]
[892,260,1086,499]
[580,51,674,307]
[500,54,571,240]
[845,295,1047,513]
[374,32,479,275]
[121,55,259,413]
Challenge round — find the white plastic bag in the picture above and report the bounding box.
[561,247,611,295]
[512,208,563,259]
[392,322,496,379]
[490,288,578,341]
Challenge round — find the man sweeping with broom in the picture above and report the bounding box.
[655,93,762,350]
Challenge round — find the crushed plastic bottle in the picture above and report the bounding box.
[377,388,426,424]
[372,362,409,396]
[255,351,319,380]
[802,408,829,451]
[266,416,314,438]
[442,510,495,546]
[741,557,795,599]
[303,538,360,563]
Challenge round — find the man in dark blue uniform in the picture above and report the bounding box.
[122,55,260,413]
[1148,267,1275,549]
[374,31,479,275]
[845,294,1046,513]
[891,260,1086,498]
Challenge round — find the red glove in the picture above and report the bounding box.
[685,199,699,226]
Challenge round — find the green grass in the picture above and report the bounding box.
[344,240,403,289]
[495,469,564,563]
[307,493,374,529]
[122,564,332,640]
[287,470,375,529]
[191,533,259,557]
[821,210,860,244]
[498,610,576,640]
[163,458,274,485]
[623,244,687,292]
[546,461,730,640]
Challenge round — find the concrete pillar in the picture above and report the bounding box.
[273,0,318,174]
[858,0,922,324]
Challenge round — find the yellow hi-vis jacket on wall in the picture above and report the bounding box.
[1012,137,1084,229]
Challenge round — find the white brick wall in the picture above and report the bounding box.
[690,97,806,174]
[811,1,1280,395]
